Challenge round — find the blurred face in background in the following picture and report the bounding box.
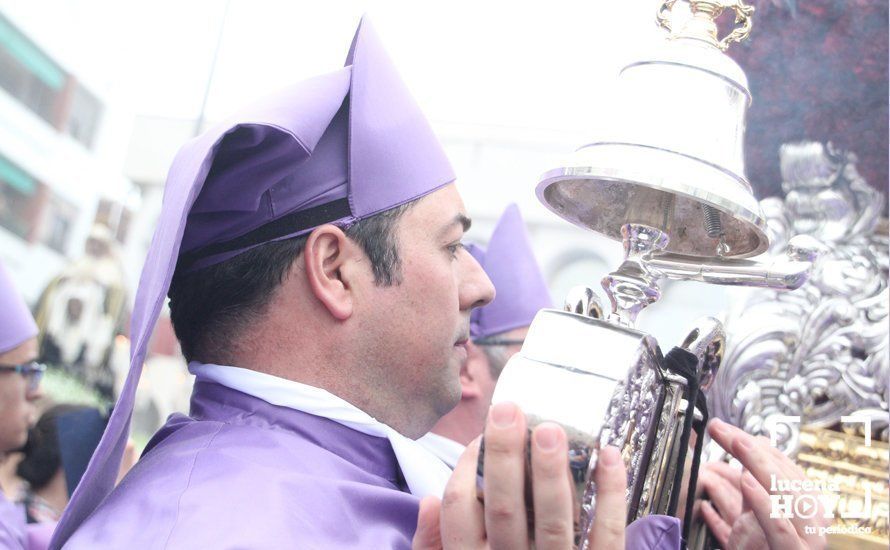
[474,326,528,408]
[0,337,42,453]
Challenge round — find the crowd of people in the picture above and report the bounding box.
[0,17,831,550]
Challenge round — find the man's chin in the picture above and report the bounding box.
[436,379,462,417]
[10,430,31,454]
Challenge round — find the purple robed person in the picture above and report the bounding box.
[51,15,679,550]
[469,203,554,341]
[1,260,54,550]
[53,17,460,550]
[1,259,35,550]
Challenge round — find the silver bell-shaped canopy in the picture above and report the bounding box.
[537,0,769,259]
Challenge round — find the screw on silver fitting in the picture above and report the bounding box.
[702,205,731,256]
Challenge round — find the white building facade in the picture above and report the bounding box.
[0,7,138,304]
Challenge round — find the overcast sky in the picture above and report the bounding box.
[1,0,667,134]
[0,0,742,344]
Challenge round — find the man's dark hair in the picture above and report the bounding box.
[168,203,412,362]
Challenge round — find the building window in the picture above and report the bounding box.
[0,15,104,149]
[0,13,65,125]
[0,154,39,239]
[65,84,103,149]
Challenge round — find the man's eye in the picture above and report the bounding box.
[447,242,465,256]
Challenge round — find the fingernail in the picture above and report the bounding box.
[709,418,725,433]
[534,424,561,451]
[490,402,517,427]
[600,446,619,467]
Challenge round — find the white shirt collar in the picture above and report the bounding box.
[416,432,466,469]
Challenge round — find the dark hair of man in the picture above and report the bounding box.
[168,202,413,362]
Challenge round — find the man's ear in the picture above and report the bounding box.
[303,224,355,321]
[459,341,487,399]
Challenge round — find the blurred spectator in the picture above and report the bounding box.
[0,453,25,500]
[15,404,136,526]
[0,260,48,548]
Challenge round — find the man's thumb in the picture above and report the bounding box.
[412,496,443,550]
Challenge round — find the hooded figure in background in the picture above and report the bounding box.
[33,224,128,399]
[419,204,553,467]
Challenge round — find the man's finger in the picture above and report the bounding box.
[703,460,743,487]
[712,421,821,543]
[482,402,531,549]
[708,419,779,490]
[740,471,804,550]
[738,428,826,544]
[727,510,770,550]
[413,496,443,550]
[757,446,828,546]
[698,471,743,525]
[700,500,732,549]
[587,446,627,550]
[530,423,574,550]
[440,439,485,548]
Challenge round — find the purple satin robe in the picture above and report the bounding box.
[64,381,419,549]
[66,379,680,549]
[0,491,26,549]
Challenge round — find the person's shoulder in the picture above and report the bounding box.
[67,414,418,548]
[64,416,323,548]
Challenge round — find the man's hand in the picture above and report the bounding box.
[698,418,828,549]
[413,401,628,549]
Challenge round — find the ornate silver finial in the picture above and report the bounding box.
[658,0,756,51]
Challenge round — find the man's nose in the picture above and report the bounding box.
[461,252,495,310]
[26,382,44,402]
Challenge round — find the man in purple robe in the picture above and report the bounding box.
[49,17,627,550]
[0,260,53,549]
[51,16,827,550]
[419,204,554,468]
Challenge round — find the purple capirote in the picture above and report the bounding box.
[0,260,37,355]
[469,204,553,340]
[50,16,455,549]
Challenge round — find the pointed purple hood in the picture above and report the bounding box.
[470,204,552,340]
[0,260,37,354]
[50,16,454,548]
